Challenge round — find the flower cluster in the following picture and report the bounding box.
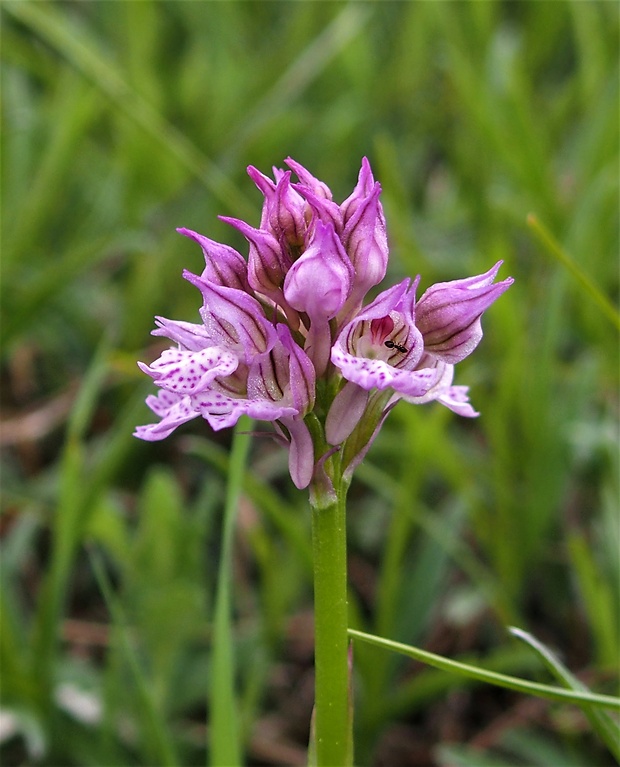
[135,159,512,489]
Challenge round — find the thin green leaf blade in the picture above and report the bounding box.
[348,628,620,710]
[509,626,620,761]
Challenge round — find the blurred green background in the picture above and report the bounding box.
[1,1,618,765]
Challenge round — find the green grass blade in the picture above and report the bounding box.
[509,626,620,762]
[31,335,112,712]
[2,1,255,220]
[567,533,619,667]
[88,547,179,767]
[185,436,312,572]
[208,417,253,767]
[219,4,371,166]
[527,213,620,331]
[348,628,620,710]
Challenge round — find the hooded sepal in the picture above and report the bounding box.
[415,261,514,364]
[183,270,277,364]
[177,228,250,292]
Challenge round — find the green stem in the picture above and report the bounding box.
[311,481,352,767]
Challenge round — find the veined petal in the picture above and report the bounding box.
[345,278,411,324]
[416,261,513,364]
[279,416,315,489]
[151,316,214,351]
[183,271,277,362]
[177,228,250,292]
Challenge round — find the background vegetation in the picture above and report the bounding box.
[1,1,618,765]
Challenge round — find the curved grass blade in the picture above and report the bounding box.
[348,628,620,710]
[89,547,179,767]
[209,417,253,767]
[509,626,620,762]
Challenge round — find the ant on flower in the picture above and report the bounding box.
[384,339,408,354]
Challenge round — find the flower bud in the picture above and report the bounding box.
[341,182,388,307]
[220,216,293,302]
[284,221,353,319]
[247,166,308,251]
[284,221,354,376]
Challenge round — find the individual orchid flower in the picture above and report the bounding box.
[329,279,431,399]
[327,262,508,449]
[327,278,435,445]
[135,277,316,487]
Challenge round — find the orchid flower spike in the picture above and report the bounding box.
[136,158,513,490]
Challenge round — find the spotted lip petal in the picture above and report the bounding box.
[134,390,198,440]
[331,345,439,397]
[192,390,298,431]
[401,360,479,417]
[138,346,238,396]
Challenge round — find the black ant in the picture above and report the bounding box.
[384,339,408,354]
